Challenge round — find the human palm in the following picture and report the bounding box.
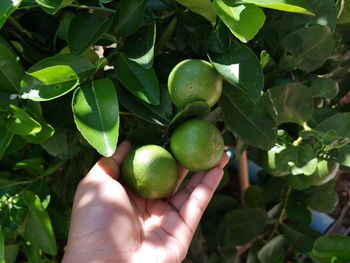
[62,142,228,263]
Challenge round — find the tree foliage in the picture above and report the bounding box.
[1,0,350,262]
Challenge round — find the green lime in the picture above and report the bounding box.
[170,119,224,171]
[121,145,178,199]
[168,59,222,109]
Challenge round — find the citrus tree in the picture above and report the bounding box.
[1,0,350,262]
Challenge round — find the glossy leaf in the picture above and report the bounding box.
[310,79,338,99]
[27,53,96,79]
[21,54,95,101]
[72,78,119,157]
[175,0,216,25]
[281,223,320,253]
[124,22,156,68]
[224,208,269,245]
[0,44,25,93]
[263,83,314,125]
[112,0,147,37]
[212,0,266,43]
[19,191,57,255]
[311,235,350,261]
[279,25,334,72]
[27,65,79,85]
[21,66,79,101]
[315,112,350,138]
[22,101,55,144]
[257,235,285,263]
[209,41,264,100]
[219,84,277,150]
[0,226,4,263]
[116,80,172,126]
[35,0,73,14]
[276,144,317,176]
[6,104,42,135]
[285,191,312,225]
[22,242,42,263]
[337,0,350,24]
[305,180,338,213]
[0,0,23,29]
[4,245,19,263]
[68,11,113,55]
[0,125,13,160]
[115,52,160,105]
[241,0,314,15]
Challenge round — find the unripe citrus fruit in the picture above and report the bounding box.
[168,59,222,109]
[121,145,178,199]
[170,119,224,171]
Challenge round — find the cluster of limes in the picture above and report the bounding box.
[121,59,224,199]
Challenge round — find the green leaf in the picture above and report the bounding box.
[0,226,4,263]
[281,223,320,253]
[244,185,265,208]
[124,22,156,69]
[263,83,314,125]
[207,22,231,54]
[0,126,13,160]
[21,70,79,102]
[212,0,266,43]
[224,208,269,245]
[257,235,285,263]
[285,191,312,225]
[279,25,334,72]
[0,0,24,29]
[115,80,172,126]
[315,112,350,138]
[41,129,80,159]
[0,44,25,93]
[276,143,318,176]
[311,235,350,261]
[305,179,339,212]
[27,65,79,85]
[219,84,277,150]
[35,0,73,14]
[21,54,95,101]
[72,78,119,157]
[6,104,42,135]
[28,53,96,79]
[19,191,57,255]
[4,244,19,263]
[22,242,42,263]
[68,11,113,55]
[115,52,160,105]
[175,0,216,25]
[112,0,147,37]
[209,41,264,101]
[241,0,314,15]
[14,158,45,175]
[337,0,350,24]
[310,78,339,98]
[20,101,55,144]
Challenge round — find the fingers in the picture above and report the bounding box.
[84,141,132,183]
[111,141,132,166]
[178,166,224,232]
[170,166,189,196]
[170,152,229,210]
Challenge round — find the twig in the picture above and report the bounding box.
[238,151,249,204]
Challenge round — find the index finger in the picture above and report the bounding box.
[85,141,132,182]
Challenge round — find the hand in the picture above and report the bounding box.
[62,141,229,263]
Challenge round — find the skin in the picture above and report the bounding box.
[62,141,229,263]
